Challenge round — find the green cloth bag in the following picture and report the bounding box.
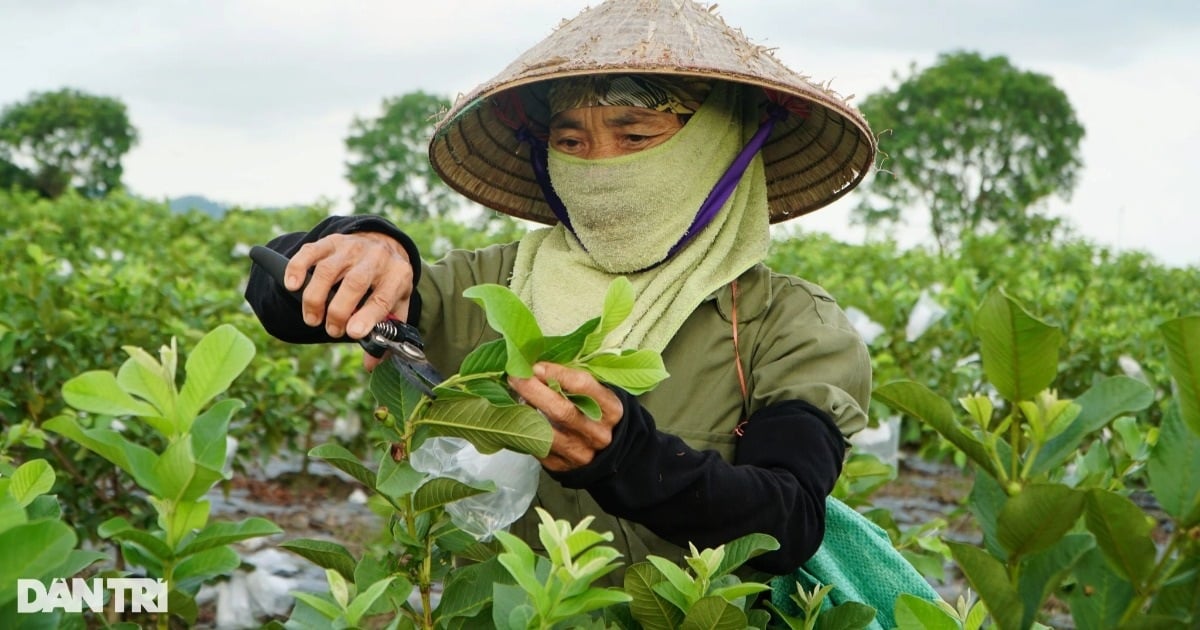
[770,497,944,629]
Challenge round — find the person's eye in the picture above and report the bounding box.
[622,134,661,149]
[553,137,584,153]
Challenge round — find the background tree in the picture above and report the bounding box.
[854,51,1085,253]
[345,91,462,222]
[0,88,138,198]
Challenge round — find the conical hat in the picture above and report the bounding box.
[429,0,876,224]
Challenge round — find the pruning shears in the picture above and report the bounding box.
[249,245,443,397]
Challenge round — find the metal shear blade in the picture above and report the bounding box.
[373,335,443,398]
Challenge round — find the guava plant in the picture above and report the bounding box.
[278,279,812,629]
[0,458,108,629]
[42,325,283,628]
[874,291,1200,629]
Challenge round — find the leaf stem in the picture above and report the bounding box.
[1117,533,1184,625]
[1009,404,1024,487]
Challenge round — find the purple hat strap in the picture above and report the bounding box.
[663,104,788,260]
[515,127,575,233]
[516,103,788,267]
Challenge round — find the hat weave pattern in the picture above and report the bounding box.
[429,0,876,224]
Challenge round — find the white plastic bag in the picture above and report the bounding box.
[410,437,541,541]
[905,287,948,342]
[843,306,885,346]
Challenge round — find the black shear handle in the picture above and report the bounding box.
[249,245,392,358]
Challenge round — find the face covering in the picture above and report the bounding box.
[546,85,742,273]
[510,81,771,352]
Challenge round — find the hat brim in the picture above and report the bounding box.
[429,1,876,224]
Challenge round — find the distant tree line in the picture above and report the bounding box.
[3,51,1085,255]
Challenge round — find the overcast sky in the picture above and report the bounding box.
[3,0,1198,267]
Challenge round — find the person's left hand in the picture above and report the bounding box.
[508,362,624,472]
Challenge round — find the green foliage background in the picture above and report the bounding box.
[1,187,1197,629]
[2,190,1190,460]
[1,190,1196,534]
[0,191,525,538]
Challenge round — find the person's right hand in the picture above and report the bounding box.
[284,232,413,369]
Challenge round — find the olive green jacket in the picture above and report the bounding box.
[415,242,871,568]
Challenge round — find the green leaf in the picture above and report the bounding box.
[679,596,747,630]
[42,549,108,582]
[6,459,55,507]
[167,589,200,626]
[647,556,701,606]
[624,562,684,630]
[417,396,553,457]
[492,583,535,630]
[159,498,210,550]
[0,496,22,535]
[969,472,1010,559]
[98,516,174,562]
[1066,546,1134,630]
[712,533,779,578]
[1148,404,1200,526]
[1083,489,1156,589]
[1148,554,1200,621]
[62,370,161,418]
[947,541,1023,630]
[997,484,1084,559]
[437,557,514,622]
[582,277,635,356]
[1161,316,1200,436]
[1016,534,1093,630]
[462,284,544,378]
[554,588,633,619]
[892,594,956,630]
[494,531,544,597]
[541,317,600,364]
[308,443,377,489]
[376,454,424,500]
[154,435,198,502]
[177,517,282,558]
[707,582,770,603]
[461,379,518,406]
[176,324,255,426]
[0,520,76,608]
[813,602,877,630]
[874,380,1000,480]
[117,346,176,418]
[568,393,603,420]
[42,416,162,494]
[191,399,240,470]
[412,477,493,514]
[327,567,350,608]
[24,495,60,522]
[460,338,508,375]
[345,576,396,625]
[279,538,357,580]
[1031,376,1155,476]
[291,591,343,621]
[370,354,425,424]
[122,541,164,576]
[582,349,669,395]
[975,289,1062,403]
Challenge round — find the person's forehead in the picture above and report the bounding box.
[549,106,677,130]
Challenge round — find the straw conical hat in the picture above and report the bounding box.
[429,0,876,224]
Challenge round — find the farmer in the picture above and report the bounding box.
[246,0,876,576]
